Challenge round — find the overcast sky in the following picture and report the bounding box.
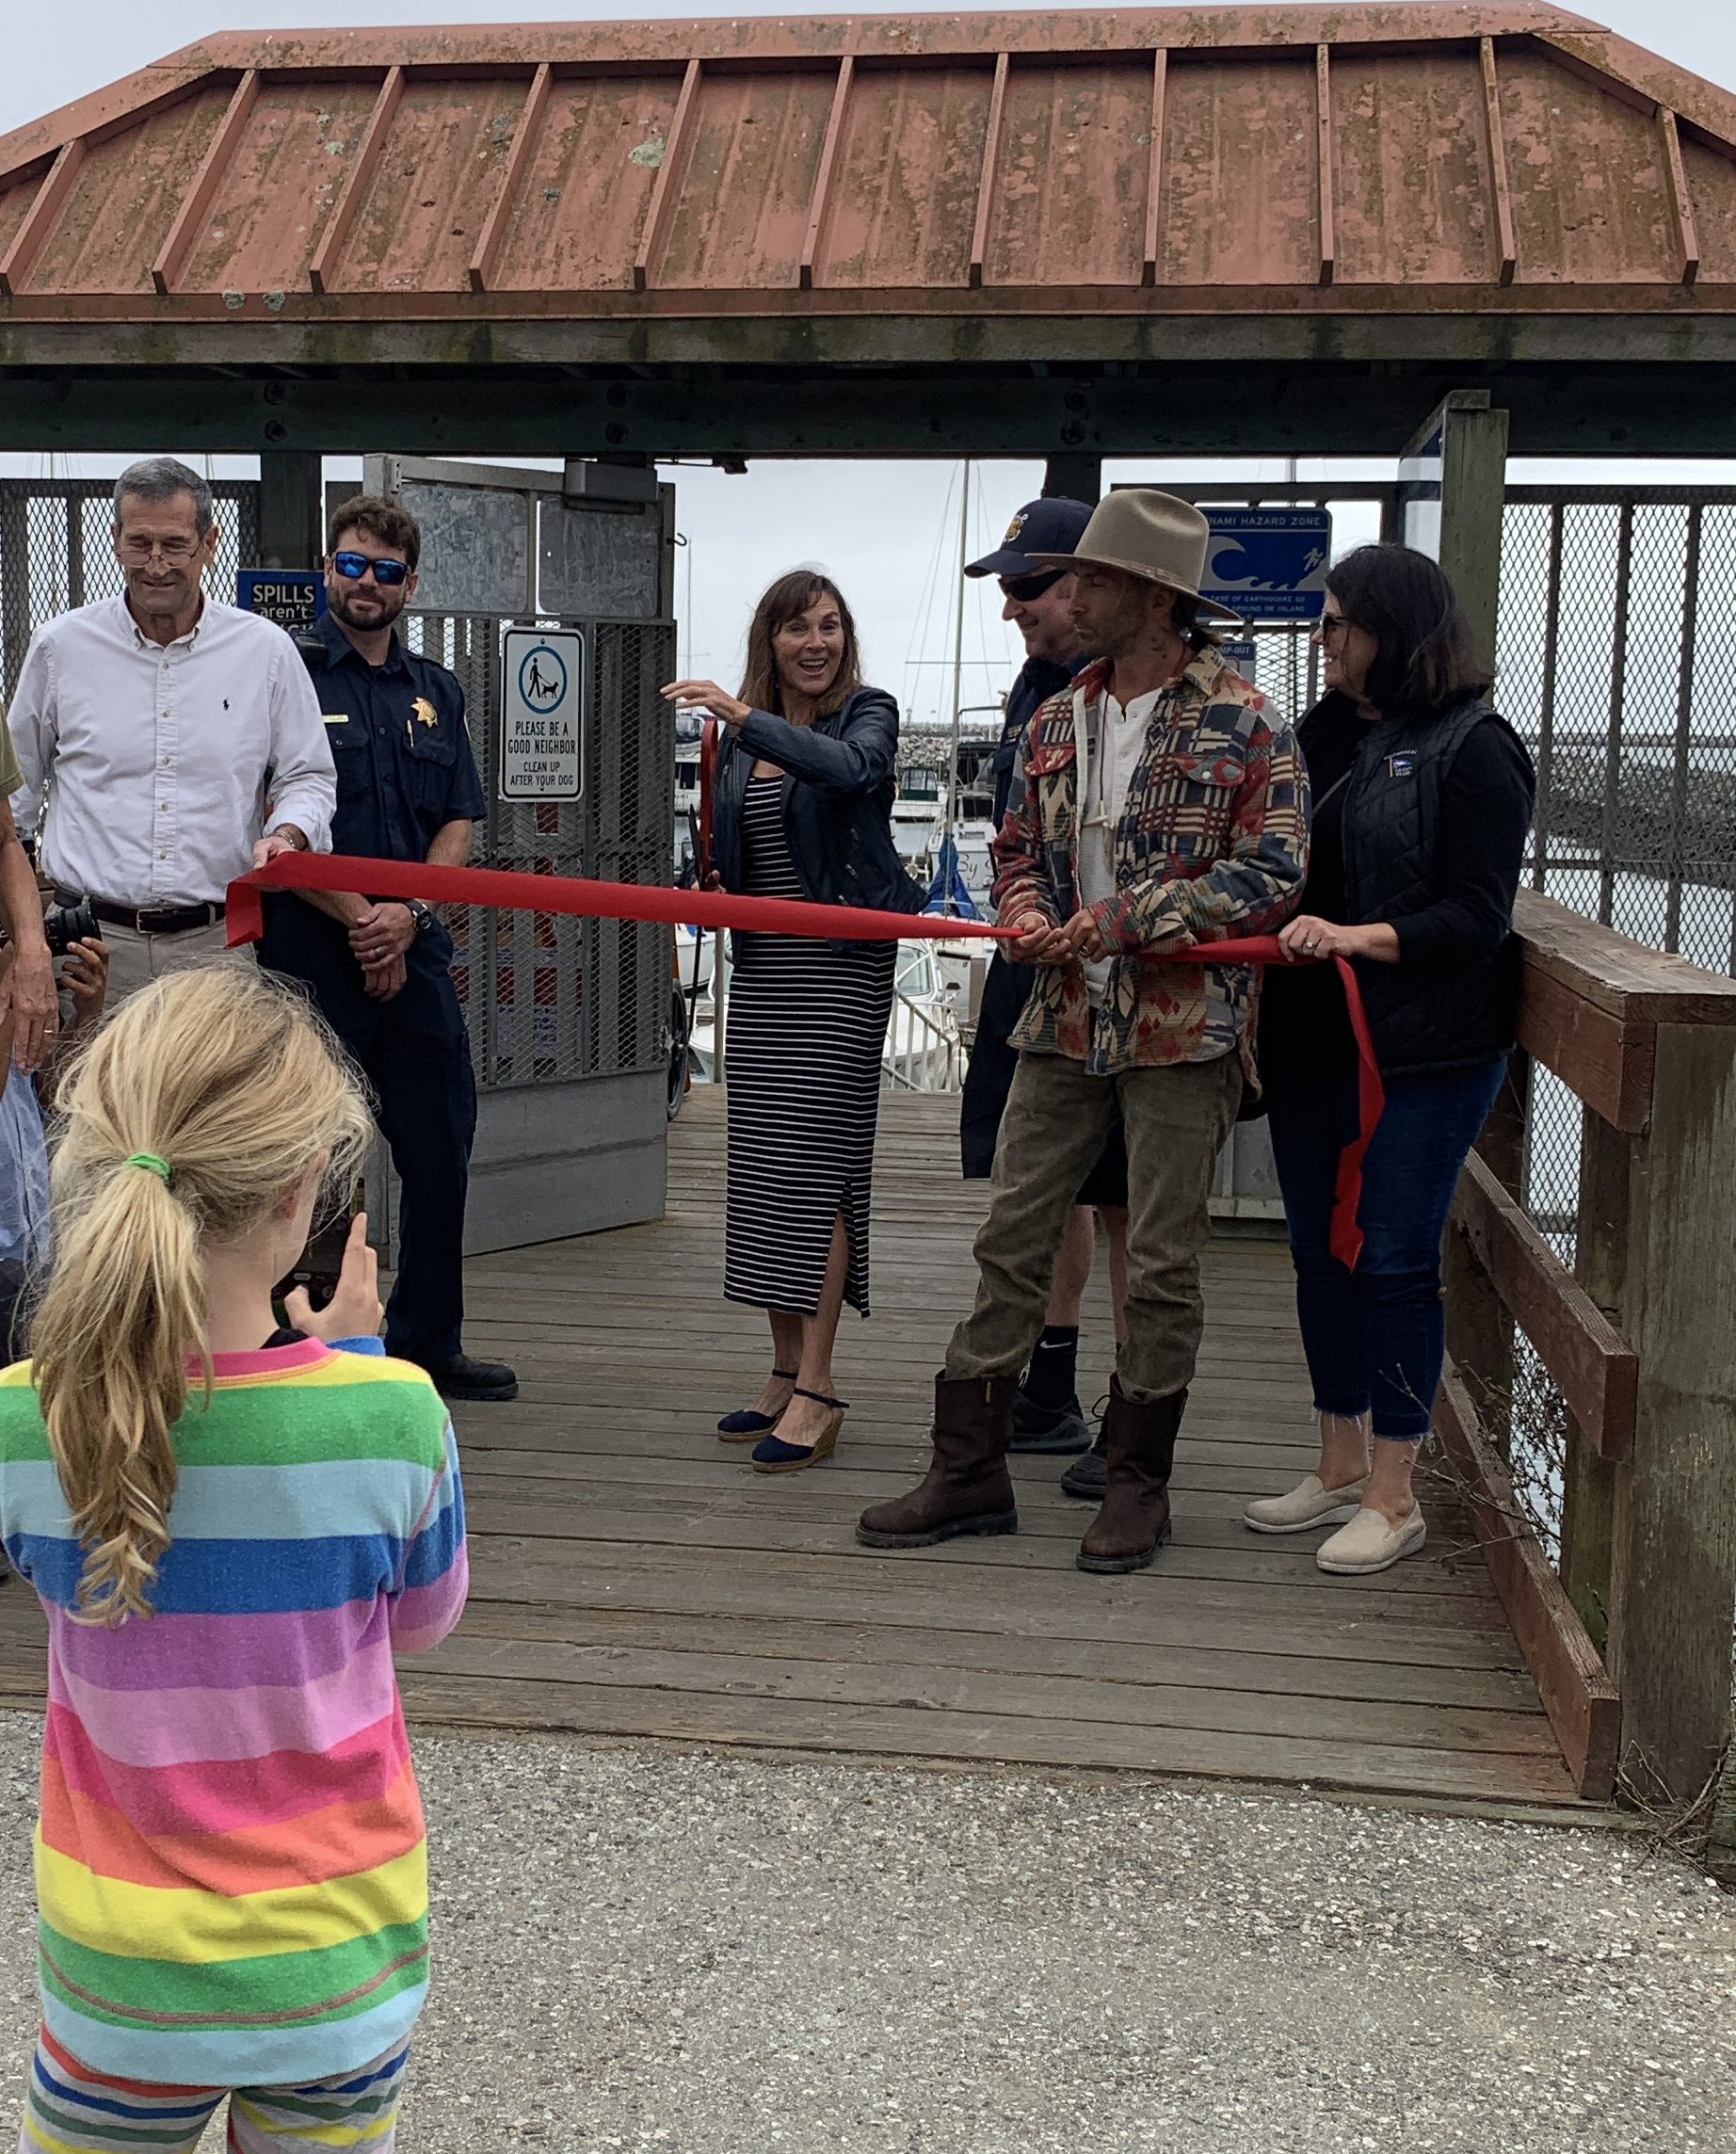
[4,0,1733,714]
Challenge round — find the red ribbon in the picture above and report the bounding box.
[228,854,1381,1268]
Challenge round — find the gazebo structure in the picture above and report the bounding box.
[0,8,1735,1838]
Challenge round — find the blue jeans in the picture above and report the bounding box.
[1265,1057,1506,1441]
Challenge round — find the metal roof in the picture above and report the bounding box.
[1,4,1733,329]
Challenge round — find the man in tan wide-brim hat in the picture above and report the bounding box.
[860,489,1310,1576]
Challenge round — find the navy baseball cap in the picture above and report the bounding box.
[964,495,1095,579]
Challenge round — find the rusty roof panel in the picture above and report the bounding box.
[1161,54,1320,286]
[1683,135,1736,284]
[487,74,679,293]
[1499,42,1674,283]
[0,10,1732,320]
[25,82,230,295]
[178,79,380,294]
[815,63,995,290]
[656,68,836,290]
[985,60,1151,288]
[1330,48,1495,284]
[328,77,524,293]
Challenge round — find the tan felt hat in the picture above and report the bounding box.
[1030,488,1246,627]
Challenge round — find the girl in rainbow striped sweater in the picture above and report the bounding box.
[0,964,467,2152]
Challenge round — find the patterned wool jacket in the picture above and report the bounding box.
[993,651,1310,1077]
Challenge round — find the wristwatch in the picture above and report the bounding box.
[405,899,437,937]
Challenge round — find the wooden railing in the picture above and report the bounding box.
[1440,892,1736,1829]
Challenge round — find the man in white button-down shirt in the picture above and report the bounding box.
[7,457,336,1003]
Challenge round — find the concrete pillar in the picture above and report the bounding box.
[257,451,323,569]
[1042,454,1101,505]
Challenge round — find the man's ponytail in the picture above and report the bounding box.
[30,965,373,1625]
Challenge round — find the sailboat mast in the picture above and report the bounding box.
[940,460,970,913]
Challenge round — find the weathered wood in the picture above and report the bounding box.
[1605,1021,1736,1811]
[1450,1151,1636,1463]
[1433,1367,1620,1802]
[1515,959,1654,1132]
[1559,1103,1629,1651]
[1513,889,1736,1028]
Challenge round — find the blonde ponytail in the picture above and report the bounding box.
[32,965,373,1625]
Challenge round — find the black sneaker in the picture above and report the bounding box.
[419,1353,519,1403]
[1058,1398,1110,1498]
[1009,1388,1092,1455]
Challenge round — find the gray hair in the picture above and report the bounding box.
[112,457,216,537]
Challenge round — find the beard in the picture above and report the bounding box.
[329,581,407,634]
[1079,584,1156,661]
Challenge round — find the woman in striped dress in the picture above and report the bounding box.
[664,573,921,1471]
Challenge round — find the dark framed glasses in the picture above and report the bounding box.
[332,550,410,587]
[999,568,1066,603]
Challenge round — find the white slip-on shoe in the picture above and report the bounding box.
[1243,1472,1368,1535]
[1315,1503,1427,1575]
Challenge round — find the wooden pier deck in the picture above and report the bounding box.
[0,1087,1588,1809]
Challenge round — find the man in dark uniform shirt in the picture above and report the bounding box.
[260,494,517,1403]
[958,496,1129,1486]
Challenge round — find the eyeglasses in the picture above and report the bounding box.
[118,534,201,563]
[1314,613,1354,644]
[332,551,410,587]
[999,569,1065,603]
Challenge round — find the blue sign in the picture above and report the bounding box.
[236,569,326,630]
[1200,509,1331,622]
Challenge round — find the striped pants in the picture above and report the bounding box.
[19,2029,408,2151]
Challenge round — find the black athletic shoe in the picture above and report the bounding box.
[1058,1397,1110,1497]
[419,1353,520,1403]
[1009,1388,1092,1455]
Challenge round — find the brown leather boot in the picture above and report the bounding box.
[1076,1379,1185,1574]
[856,1374,1018,1549]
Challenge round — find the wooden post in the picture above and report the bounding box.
[257,451,323,571]
[1559,1103,1628,1651]
[1443,1051,1528,1452]
[1605,1021,1736,1811]
[1043,455,1101,505]
[1399,389,1509,665]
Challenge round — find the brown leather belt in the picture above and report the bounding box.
[90,899,226,936]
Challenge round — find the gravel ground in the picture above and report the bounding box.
[0,1717,1729,2151]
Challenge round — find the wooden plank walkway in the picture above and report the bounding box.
[0,1087,1588,1808]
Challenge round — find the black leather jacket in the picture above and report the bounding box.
[712,685,925,930]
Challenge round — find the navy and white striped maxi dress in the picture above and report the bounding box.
[723,775,896,1316]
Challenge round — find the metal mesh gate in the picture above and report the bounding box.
[404,613,675,1094]
[0,478,261,702]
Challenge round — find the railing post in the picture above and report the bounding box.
[1443,1051,1529,1453]
[1605,1021,1736,1813]
[1559,1103,1628,1651]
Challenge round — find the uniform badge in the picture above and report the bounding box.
[1386,752,1416,778]
[411,697,438,728]
[1003,509,1027,545]
[322,713,349,725]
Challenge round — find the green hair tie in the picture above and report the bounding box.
[123,1153,171,1183]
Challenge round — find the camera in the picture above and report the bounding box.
[274,1175,366,1312]
[43,892,97,957]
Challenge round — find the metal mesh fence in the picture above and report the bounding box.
[1495,488,1736,1554]
[0,479,261,702]
[404,612,674,1094]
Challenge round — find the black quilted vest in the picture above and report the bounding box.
[1332,695,1529,1076]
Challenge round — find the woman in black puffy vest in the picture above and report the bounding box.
[1245,546,1535,1577]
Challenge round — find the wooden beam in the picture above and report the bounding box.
[467,64,552,296]
[1516,961,1654,1134]
[1451,1152,1637,1462]
[0,138,86,298]
[1480,37,1517,287]
[1315,44,1335,287]
[1657,106,1700,288]
[1515,888,1736,1026]
[634,58,701,296]
[150,69,259,297]
[1141,50,1166,288]
[309,66,403,297]
[799,56,854,292]
[1434,1367,1619,1803]
[969,52,1010,292]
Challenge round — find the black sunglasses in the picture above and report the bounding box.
[999,568,1066,603]
[332,550,410,587]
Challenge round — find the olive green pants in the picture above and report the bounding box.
[945,1048,1243,1404]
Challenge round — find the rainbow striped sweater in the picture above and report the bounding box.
[0,1336,467,2086]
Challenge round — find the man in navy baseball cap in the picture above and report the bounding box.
[958,492,1129,1471]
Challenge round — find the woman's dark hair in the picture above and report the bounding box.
[738,571,862,721]
[1325,544,1492,715]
